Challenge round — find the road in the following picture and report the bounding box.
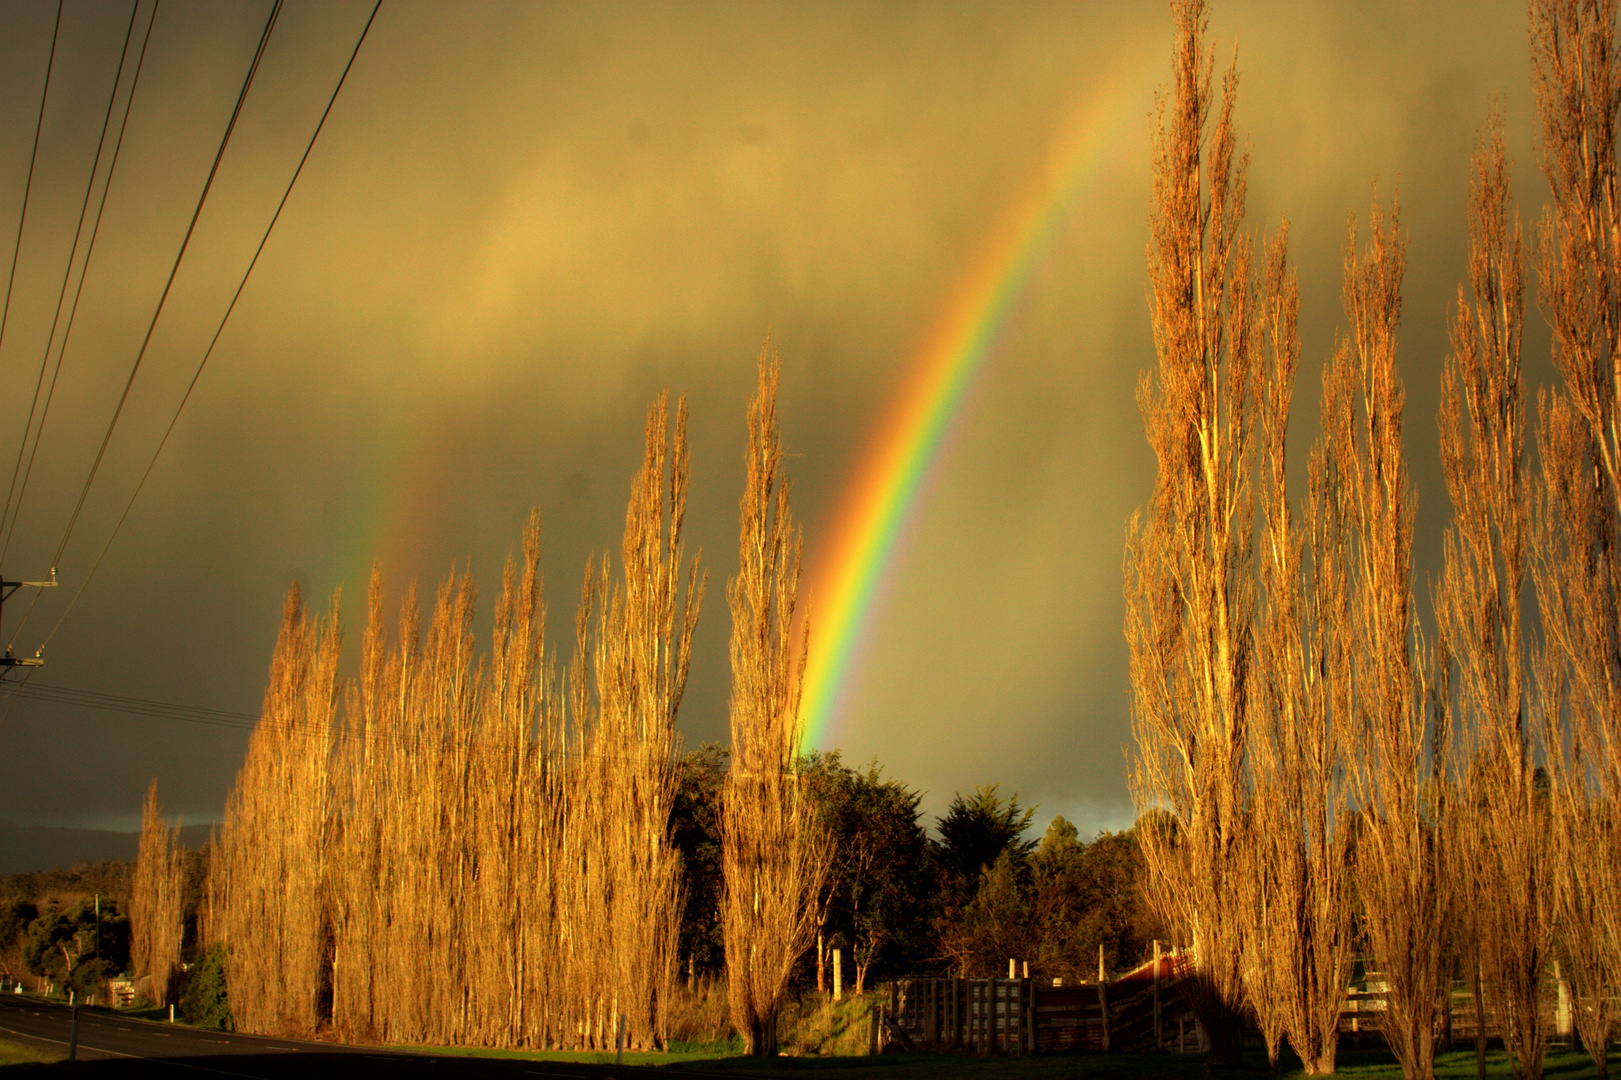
[0,996,745,1078]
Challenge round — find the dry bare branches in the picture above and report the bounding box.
[1246,220,1355,1076]
[1528,2,1621,1072]
[1438,112,1552,1080]
[1332,196,1451,1080]
[129,780,183,1007]
[221,585,341,1035]
[723,344,830,1056]
[216,397,702,1050]
[1126,0,1261,1064]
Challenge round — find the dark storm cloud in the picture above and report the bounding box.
[0,1,1549,844]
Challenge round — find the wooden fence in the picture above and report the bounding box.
[890,949,1200,1056]
[887,959,1592,1057]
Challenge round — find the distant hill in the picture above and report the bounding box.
[0,819,216,875]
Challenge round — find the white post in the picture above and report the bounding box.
[170,1003,175,1023]
[833,948,843,1001]
[1555,960,1571,1038]
[1008,958,1016,980]
[1153,940,1163,1050]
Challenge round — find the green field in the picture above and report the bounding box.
[0,1037,63,1065]
[393,1045,1616,1080]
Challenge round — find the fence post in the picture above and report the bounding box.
[1025,975,1036,1055]
[998,972,1011,1050]
[1153,939,1163,1050]
[928,979,938,1047]
[1555,960,1571,1040]
[982,980,990,1056]
[968,981,975,1055]
[1011,979,1020,1056]
[833,949,842,1001]
[972,980,980,1055]
[990,980,998,1055]
[1099,978,1111,1052]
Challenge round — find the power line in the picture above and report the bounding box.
[44,0,284,581]
[0,677,723,772]
[1,0,162,651]
[31,0,383,657]
[1,680,258,728]
[0,1,63,369]
[0,0,146,568]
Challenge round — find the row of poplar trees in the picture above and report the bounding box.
[1127,2,1621,1080]
[131,351,825,1054]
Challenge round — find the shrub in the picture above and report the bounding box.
[178,944,230,1031]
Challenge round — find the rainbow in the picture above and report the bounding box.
[797,64,1156,752]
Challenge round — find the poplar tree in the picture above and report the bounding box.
[221,585,341,1035]
[1126,0,1265,1063]
[129,780,183,1007]
[1335,197,1451,1080]
[1244,223,1355,1076]
[1528,1,1621,1071]
[1438,113,1552,1080]
[722,345,828,1056]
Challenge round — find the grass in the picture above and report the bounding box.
[653,1047,1617,1080]
[394,1044,742,1067]
[1338,1047,1615,1080]
[0,1006,1609,1080]
[375,1030,1618,1080]
[0,1037,62,1065]
[117,1004,175,1024]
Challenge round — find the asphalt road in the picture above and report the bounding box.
[0,996,744,1078]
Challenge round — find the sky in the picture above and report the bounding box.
[0,0,1557,845]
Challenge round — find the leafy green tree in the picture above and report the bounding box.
[936,815,1161,981]
[936,785,1037,888]
[0,900,38,984]
[1029,818,1158,981]
[178,943,231,1030]
[938,849,1034,977]
[804,752,934,989]
[0,900,37,950]
[22,898,128,997]
[672,743,728,979]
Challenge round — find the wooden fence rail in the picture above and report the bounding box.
[887,960,1593,1057]
[890,951,1197,1056]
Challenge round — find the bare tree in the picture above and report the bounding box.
[1126,0,1262,1064]
[1241,225,1301,1073]
[214,396,702,1050]
[1527,2,1621,1071]
[1438,112,1553,1080]
[130,780,183,1007]
[567,393,703,1050]
[221,585,341,1036]
[1333,197,1450,1080]
[723,345,830,1056]
[1246,223,1356,1076]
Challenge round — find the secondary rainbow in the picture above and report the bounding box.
[797,66,1153,752]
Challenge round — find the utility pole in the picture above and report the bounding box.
[0,569,56,669]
